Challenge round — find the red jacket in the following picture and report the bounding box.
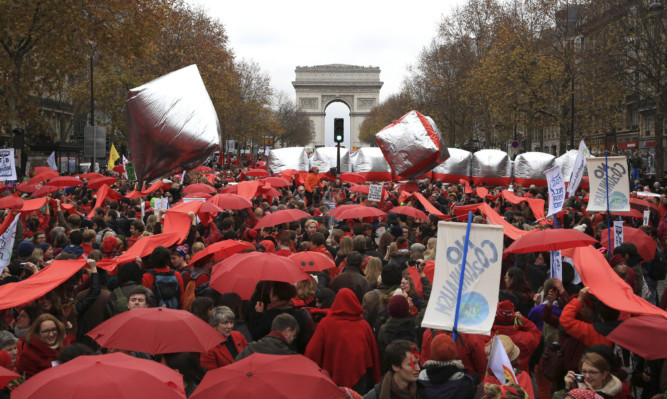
[305,288,381,387]
[486,316,542,373]
[560,298,613,348]
[141,267,185,308]
[15,337,61,378]
[421,329,488,377]
[200,331,248,370]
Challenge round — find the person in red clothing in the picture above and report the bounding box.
[15,313,66,378]
[483,334,535,399]
[126,220,145,249]
[487,300,541,373]
[200,306,248,370]
[141,246,185,309]
[274,231,294,257]
[420,329,488,378]
[559,287,617,348]
[305,288,381,393]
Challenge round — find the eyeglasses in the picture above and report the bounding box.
[39,328,58,336]
[581,369,601,375]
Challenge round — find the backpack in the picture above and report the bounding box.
[111,287,128,316]
[388,319,419,346]
[149,269,180,309]
[647,249,666,281]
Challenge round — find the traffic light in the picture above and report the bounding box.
[334,118,344,143]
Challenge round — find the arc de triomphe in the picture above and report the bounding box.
[292,64,383,148]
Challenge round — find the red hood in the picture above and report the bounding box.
[329,288,363,320]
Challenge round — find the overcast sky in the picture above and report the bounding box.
[189,0,464,146]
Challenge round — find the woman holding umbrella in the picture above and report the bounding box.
[200,306,248,370]
[15,313,67,378]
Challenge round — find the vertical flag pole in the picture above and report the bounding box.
[605,151,612,259]
[452,211,474,342]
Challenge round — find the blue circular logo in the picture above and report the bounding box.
[458,292,489,326]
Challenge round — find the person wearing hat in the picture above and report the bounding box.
[489,300,541,373]
[377,295,418,372]
[417,334,477,398]
[482,334,535,399]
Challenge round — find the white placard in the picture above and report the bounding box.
[567,140,589,196]
[0,149,17,182]
[586,156,630,213]
[0,213,21,274]
[367,184,383,202]
[643,209,650,226]
[613,221,624,249]
[264,146,270,156]
[422,221,504,335]
[551,250,562,280]
[545,165,565,218]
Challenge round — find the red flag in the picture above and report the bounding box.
[234,156,240,167]
[217,146,224,165]
[226,153,231,167]
[459,179,473,194]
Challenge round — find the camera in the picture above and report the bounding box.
[19,262,28,269]
[574,374,585,383]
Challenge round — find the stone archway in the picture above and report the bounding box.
[292,64,383,148]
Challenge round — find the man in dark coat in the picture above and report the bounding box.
[235,314,298,361]
[329,251,370,304]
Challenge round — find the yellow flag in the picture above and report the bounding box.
[108,144,120,170]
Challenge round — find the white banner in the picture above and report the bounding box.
[488,335,518,384]
[545,165,565,218]
[367,184,383,202]
[567,140,589,196]
[47,152,57,170]
[0,213,21,274]
[613,221,624,249]
[643,209,650,226]
[586,156,630,213]
[422,221,504,335]
[551,250,562,280]
[0,149,17,182]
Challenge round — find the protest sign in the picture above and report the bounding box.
[47,152,57,170]
[125,163,136,181]
[0,213,20,274]
[567,140,589,196]
[367,184,383,202]
[487,335,518,384]
[0,149,17,182]
[545,165,565,218]
[422,221,503,335]
[551,250,562,280]
[586,156,630,213]
[613,221,624,249]
[643,210,650,226]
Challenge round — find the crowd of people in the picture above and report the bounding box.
[0,154,666,399]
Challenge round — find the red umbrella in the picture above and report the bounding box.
[257,185,283,197]
[245,168,269,177]
[0,365,19,387]
[191,353,341,399]
[87,307,223,354]
[606,315,667,360]
[16,183,39,193]
[0,196,23,209]
[391,205,428,220]
[600,226,657,262]
[192,165,213,172]
[79,172,104,180]
[32,185,60,197]
[260,176,291,187]
[339,172,366,184]
[208,193,252,210]
[182,183,216,195]
[34,166,57,175]
[505,229,598,254]
[609,209,643,218]
[112,164,125,174]
[630,197,658,212]
[288,252,336,273]
[334,205,386,220]
[328,204,359,218]
[47,176,83,188]
[27,170,58,185]
[254,209,311,230]
[168,200,223,214]
[210,252,310,299]
[188,239,255,266]
[87,176,117,189]
[12,352,186,399]
[183,192,212,199]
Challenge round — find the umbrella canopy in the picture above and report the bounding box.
[12,352,186,399]
[79,172,104,180]
[34,166,58,175]
[334,205,387,220]
[245,168,269,177]
[505,229,598,254]
[210,252,310,299]
[183,192,213,199]
[191,353,341,399]
[0,365,19,387]
[629,197,658,212]
[288,251,336,273]
[260,176,291,187]
[87,176,118,189]
[16,183,39,193]
[87,307,223,354]
[339,172,367,184]
[47,176,83,188]
[0,196,23,209]
[609,209,643,218]
[208,193,252,210]
[188,239,255,266]
[606,315,667,360]
[168,200,223,214]
[600,225,657,262]
[112,164,126,174]
[27,170,59,185]
[32,185,60,197]
[192,165,213,172]
[182,183,216,195]
[254,209,311,230]
[391,205,428,220]
[328,204,359,218]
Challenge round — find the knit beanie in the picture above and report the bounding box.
[608,254,625,268]
[387,295,410,318]
[17,241,34,258]
[431,334,458,362]
[495,300,515,325]
[174,244,189,259]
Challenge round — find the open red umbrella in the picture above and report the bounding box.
[79,172,104,180]
[334,205,386,220]
[192,165,213,172]
[191,353,341,399]
[260,176,291,187]
[112,164,125,174]
[87,176,117,189]
[600,225,657,262]
[254,209,311,230]
[328,204,359,218]
[47,176,82,188]
[288,251,336,273]
[168,200,223,214]
[34,166,57,175]
[606,315,667,360]
[12,352,186,399]
[630,197,658,212]
[391,205,428,220]
[208,193,252,210]
[505,229,598,254]
[0,196,23,209]
[245,168,269,177]
[87,307,223,354]
[609,209,643,218]
[16,183,39,193]
[210,252,310,299]
[183,192,212,199]
[257,185,283,197]
[182,183,216,194]
[188,239,255,266]
[32,185,60,197]
[339,172,366,184]
[0,365,19,387]
[27,170,58,185]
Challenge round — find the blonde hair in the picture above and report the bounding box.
[483,383,528,399]
[337,236,354,259]
[304,219,318,229]
[424,237,437,260]
[384,242,398,261]
[191,242,205,255]
[364,257,382,287]
[296,277,317,300]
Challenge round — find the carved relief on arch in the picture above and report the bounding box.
[299,97,318,109]
[322,95,353,109]
[357,98,376,108]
